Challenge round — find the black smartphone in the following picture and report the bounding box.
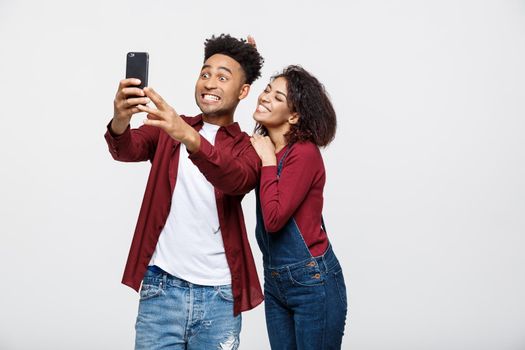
[126,52,149,89]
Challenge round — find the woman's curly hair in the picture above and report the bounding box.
[204,34,264,85]
[255,65,337,147]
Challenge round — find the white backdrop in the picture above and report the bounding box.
[1,0,524,349]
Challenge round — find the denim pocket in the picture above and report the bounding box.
[139,282,164,301]
[333,269,348,308]
[216,285,234,302]
[288,265,325,287]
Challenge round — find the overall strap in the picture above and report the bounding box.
[277,144,293,178]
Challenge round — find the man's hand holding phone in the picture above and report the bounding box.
[111,78,151,135]
[110,52,150,135]
[110,51,200,152]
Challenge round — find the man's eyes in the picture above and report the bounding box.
[201,73,229,81]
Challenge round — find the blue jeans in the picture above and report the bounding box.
[263,246,348,350]
[135,266,241,350]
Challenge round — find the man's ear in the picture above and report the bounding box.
[288,112,299,125]
[238,84,251,100]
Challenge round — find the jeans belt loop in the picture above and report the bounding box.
[162,272,167,288]
[321,255,328,273]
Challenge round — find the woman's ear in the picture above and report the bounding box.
[288,112,299,125]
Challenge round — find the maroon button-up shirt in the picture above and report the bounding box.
[104,114,263,315]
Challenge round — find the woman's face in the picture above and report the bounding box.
[253,77,297,129]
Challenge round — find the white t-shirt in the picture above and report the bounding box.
[149,122,231,285]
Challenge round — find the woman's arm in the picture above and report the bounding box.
[258,143,322,232]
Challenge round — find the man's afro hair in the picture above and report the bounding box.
[204,34,264,85]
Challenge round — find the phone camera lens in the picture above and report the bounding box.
[128,53,135,57]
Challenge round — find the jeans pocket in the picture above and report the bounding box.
[139,283,164,301]
[333,269,348,308]
[288,266,325,287]
[216,285,234,302]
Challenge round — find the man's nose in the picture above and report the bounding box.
[204,79,217,90]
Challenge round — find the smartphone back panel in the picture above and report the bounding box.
[126,52,149,89]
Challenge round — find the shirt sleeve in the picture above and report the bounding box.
[104,121,160,162]
[189,134,261,196]
[259,144,321,233]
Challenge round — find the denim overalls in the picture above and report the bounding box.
[255,146,348,350]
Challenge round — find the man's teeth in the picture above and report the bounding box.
[203,94,220,101]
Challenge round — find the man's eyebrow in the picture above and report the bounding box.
[218,66,233,75]
[200,65,233,75]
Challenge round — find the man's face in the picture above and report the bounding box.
[195,54,248,117]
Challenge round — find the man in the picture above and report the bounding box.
[105,34,264,349]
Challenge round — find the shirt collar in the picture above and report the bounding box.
[190,114,241,138]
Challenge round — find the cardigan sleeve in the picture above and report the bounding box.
[259,143,322,233]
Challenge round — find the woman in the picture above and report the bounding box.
[250,65,347,350]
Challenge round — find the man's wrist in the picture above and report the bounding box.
[110,117,130,136]
[183,129,201,154]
